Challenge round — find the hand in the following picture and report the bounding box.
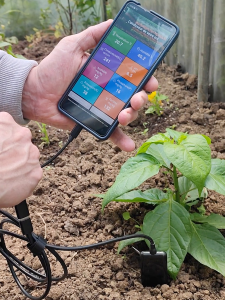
[22,20,158,151]
[0,112,43,208]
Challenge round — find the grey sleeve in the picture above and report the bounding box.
[0,50,38,125]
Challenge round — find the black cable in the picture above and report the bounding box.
[0,123,157,300]
[41,124,83,168]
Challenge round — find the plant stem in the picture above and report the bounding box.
[173,165,180,203]
[67,0,73,35]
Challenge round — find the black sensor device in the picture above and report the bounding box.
[140,251,168,286]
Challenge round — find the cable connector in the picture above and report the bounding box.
[27,235,47,257]
[68,124,83,141]
[15,200,33,236]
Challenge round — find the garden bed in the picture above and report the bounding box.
[1,36,225,300]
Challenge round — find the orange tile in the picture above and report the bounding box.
[94,90,125,119]
[116,57,148,86]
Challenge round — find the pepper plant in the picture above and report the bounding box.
[101,128,225,279]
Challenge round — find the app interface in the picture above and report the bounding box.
[62,3,176,136]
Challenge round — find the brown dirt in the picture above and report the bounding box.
[1,35,225,300]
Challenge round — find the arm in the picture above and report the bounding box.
[0,50,37,125]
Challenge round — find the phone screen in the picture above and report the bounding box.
[59,2,178,139]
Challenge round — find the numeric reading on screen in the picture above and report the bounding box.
[63,3,176,134]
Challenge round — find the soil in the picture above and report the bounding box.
[1,35,225,300]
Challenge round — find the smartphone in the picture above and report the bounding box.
[58,0,179,140]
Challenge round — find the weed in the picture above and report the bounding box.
[146,91,169,116]
[36,122,50,147]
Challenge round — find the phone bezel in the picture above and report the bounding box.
[58,0,180,140]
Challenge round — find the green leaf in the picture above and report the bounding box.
[4,9,21,15]
[0,41,11,48]
[164,134,211,194]
[5,36,18,44]
[178,177,207,203]
[102,154,160,210]
[0,32,5,39]
[188,222,225,276]
[118,232,145,253]
[197,204,206,215]
[142,200,192,279]
[201,134,211,145]
[166,128,188,143]
[157,94,168,101]
[205,159,225,195]
[123,212,131,221]
[190,213,225,229]
[137,133,171,154]
[0,0,5,7]
[178,176,196,203]
[114,188,169,205]
[146,144,171,168]
[145,106,156,114]
[93,193,104,199]
[15,54,26,59]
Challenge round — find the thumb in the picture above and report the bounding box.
[75,19,113,52]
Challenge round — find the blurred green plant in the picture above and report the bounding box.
[0,32,25,58]
[36,122,50,147]
[47,0,101,37]
[105,0,113,19]
[0,0,41,39]
[0,0,24,57]
[146,91,169,116]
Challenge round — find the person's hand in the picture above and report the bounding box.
[0,112,43,207]
[22,20,158,151]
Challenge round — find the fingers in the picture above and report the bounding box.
[143,75,158,92]
[118,75,158,126]
[117,89,148,127]
[109,127,135,152]
[75,19,113,52]
[118,106,138,127]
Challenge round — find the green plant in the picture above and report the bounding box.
[0,32,25,59]
[105,0,113,19]
[101,128,225,279]
[48,0,101,37]
[36,122,50,147]
[0,0,41,39]
[146,91,169,116]
[0,2,23,58]
[122,211,142,230]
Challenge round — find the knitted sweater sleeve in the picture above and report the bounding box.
[0,50,38,125]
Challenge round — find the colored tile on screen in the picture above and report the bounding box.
[105,73,136,102]
[72,75,103,105]
[94,43,125,72]
[127,40,160,69]
[94,90,125,119]
[83,59,114,88]
[104,26,136,55]
[116,57,148,86]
